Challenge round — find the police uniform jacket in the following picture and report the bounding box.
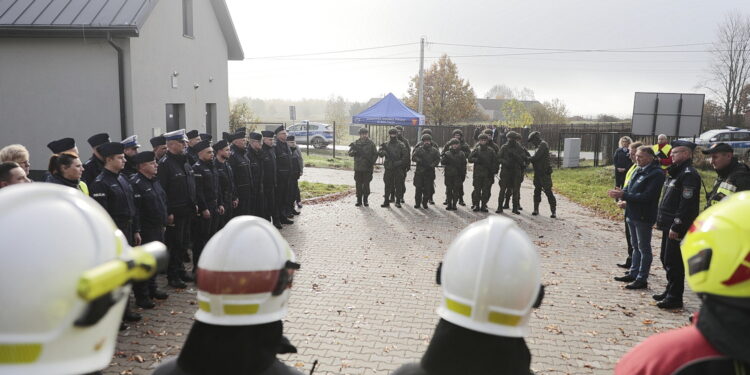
[193,159,222,211]
[157,152,196,216]
[657,160,701,235]
[274,141,293,175]
[229,145,253,194]
[90,169,136,226]
[290,147,302,178]
[81,154,104,185]
[247,147,264,191]
[261,144,277,187]
[621,161,666,225]
[130,172,168,232]
[214,159,237,208]
[706,157,750,207]
[122,155,138,178]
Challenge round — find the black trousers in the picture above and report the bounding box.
[660,229,685,301]
[193,206,219,270]
[262,184,276,222]
[615,170,627,188]
[445,175,461,204]
[354,171,373,198]
[276,173,291,218]
[235,186,252,216]
[413,170,435,205]
[166,213,191,280]
[472,175,492,206]
[624,216,633,261]
[499,170,520,209]
[383,168,399,200]
[287,176,300,211]
[134,225,165,298]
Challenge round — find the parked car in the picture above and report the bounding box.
[286,122,334,149]
[692,126,750,161]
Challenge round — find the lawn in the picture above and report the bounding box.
[550,165,716,221]
[300,149,355,170]
[299,181,352,200]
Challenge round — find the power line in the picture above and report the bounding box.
[244,42,417,60]
[429,41,713,52]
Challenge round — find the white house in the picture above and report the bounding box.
[0,0,244,175]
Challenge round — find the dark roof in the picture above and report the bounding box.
[0,0,244,59]
[0,0,156,36]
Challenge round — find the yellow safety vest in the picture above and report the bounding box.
[623,164,638,188]
[78,181,89,196]
[652,144,672,169]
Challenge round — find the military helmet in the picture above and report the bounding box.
[478,134,489,141]
[395,125,404,132]
[421,134,432,142]
[528,131,541,142]
[388,128,398,135]
[507,131,521,140]
[452,129,463,136]
[448,138,460,146]
[358,127,369,135]
[483,129,493,136]
[682,192,750,298]
[422,128,432,135]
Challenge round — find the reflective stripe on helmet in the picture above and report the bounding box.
[445,298,471,317]
[197,269,280,295]
[0,344,42,364]
[446,298,523,326]
[198,300,261,315]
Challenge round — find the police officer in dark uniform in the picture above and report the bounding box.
[43,137,78,182]
[394,125,411,204]
[213,139,237,228]
[442,129,471,207]
[654,140,701,309]
[412,134,441,209]
[287,135,302,216]
[247,132,265,217]
[228,130,253,216]
[379,128,409,208]
[441,138,467,211]
[151,135,168,161]
[261,130,280,228]
[130,151,169,309]
[349,127,378,207]
[468,134,497,212]
[121,135,140,178]
[89,141,142,323]
[185,130,201,166]
[273,126,295,224]
[528,131,557,218]
[82,133,110,185]
[192,140,223,270]
[158,129,197,289]
[702,142,750,208]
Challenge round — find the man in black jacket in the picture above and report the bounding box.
[228,130,253,216]
[158,129,197,288]
[185,130,201,166]
[213,140,237,228]
[442,129,471,207]
[702,142,750,208]
[247,132,265,217]
[82,133,109,185]
[191,140,223,270]
[273,126,294,223]
[441,139,467,211]
[261,131,281,228]
[412,134,440,209]
[130,151,169,308]
[468,134,497,212]
[654,140,701,309]
[608,146,666,290]
[349,127,378,206]
[378,128,409,208]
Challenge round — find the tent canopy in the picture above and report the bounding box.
[352,93,425,126]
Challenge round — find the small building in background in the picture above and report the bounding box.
[0,0,243,176]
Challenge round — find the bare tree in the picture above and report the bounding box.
[707,13,750,126]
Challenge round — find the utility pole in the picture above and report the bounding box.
[418,37,425,115]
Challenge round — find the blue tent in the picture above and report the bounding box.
[352,93,425,126]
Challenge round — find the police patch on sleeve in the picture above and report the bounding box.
[682,188,694,199]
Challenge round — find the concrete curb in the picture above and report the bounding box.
[301,188,354,205]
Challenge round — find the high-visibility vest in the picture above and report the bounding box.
[78,181,89,196]
[623,164,638,188]
[652,144,672,169]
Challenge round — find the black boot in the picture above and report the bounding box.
[395,200,402,208]
[458,197,466,206]
[495,206,503,214]
[480,203,489,213]
[136,296,155,309]
[532,201,540,216]
[168,278,187,288]
[363,195,369,207]
[381,197,390,208]
[150,288,169,300]
[512,206,521,215]
[355,195,362,207]
[550,203,557,218]
[422,197,429,209]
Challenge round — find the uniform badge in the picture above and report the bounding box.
[682,188,694,199]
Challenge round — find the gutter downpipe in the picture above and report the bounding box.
[107,32,127,140]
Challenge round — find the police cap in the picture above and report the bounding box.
[150,136,166,148]
[47,138,75,154]
[186,130,200,140]
[249,132,263,141]
[99,142,125,157]
[132,151,156,165]
[212,140,229,151]
[87,133,110,148]
[193,140,211,153]
[701,142,733,154]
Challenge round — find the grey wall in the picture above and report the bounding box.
[127,0,231,142]
[0,38,120,171]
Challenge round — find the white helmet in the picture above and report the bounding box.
[437,216,542,337]
[195,216,299,325]
[0,184,166,375]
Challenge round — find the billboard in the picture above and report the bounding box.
[631,92,704,137]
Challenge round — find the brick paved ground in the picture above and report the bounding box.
[107,166,700,375]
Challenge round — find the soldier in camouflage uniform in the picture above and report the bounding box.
[412,134,441,209]
[413,129,436,204]
[379,128,409,208]
[390,125,411,204]
[468,134,497,212]
[528,131,557,218]
[441,138,467,211]
[348,127,378,207]
[442,129,471,206]
[496,131,528,215]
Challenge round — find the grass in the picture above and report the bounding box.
[299,181,351,200]
[550,165,717,221]
[302,152,354,170]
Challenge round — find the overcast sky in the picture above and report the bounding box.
[225,0,749,117]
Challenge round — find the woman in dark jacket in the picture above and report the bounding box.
[613,136,633,188]
[47,152,88,195]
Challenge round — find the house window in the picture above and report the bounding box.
[182,0,193,38]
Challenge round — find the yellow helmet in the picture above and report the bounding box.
[682,191,750,298]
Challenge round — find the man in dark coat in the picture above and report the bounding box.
[120,135,140,178]
[261,131,281,228]
[702,142,750,208]
[394,125,411,204]
[185,130,201,166]
[213,140,237,228]
[348,127,378,206]
[468,134,497,212]
[412,134,441,209]
[378,128,409,208]
[441,138,467,211]
[82,133,110,185]
[151,135,168,161]
[247,132,266,217]
[528,131,557,218]
[158,129,197,289]
[273,126,295,224]
[496,131,528,215]
[129,151,169,308]
[287,136,303,215]
[191,140,223,270]
[228,131,253,216]
[653,140,701,309]
[442,129,471,206]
